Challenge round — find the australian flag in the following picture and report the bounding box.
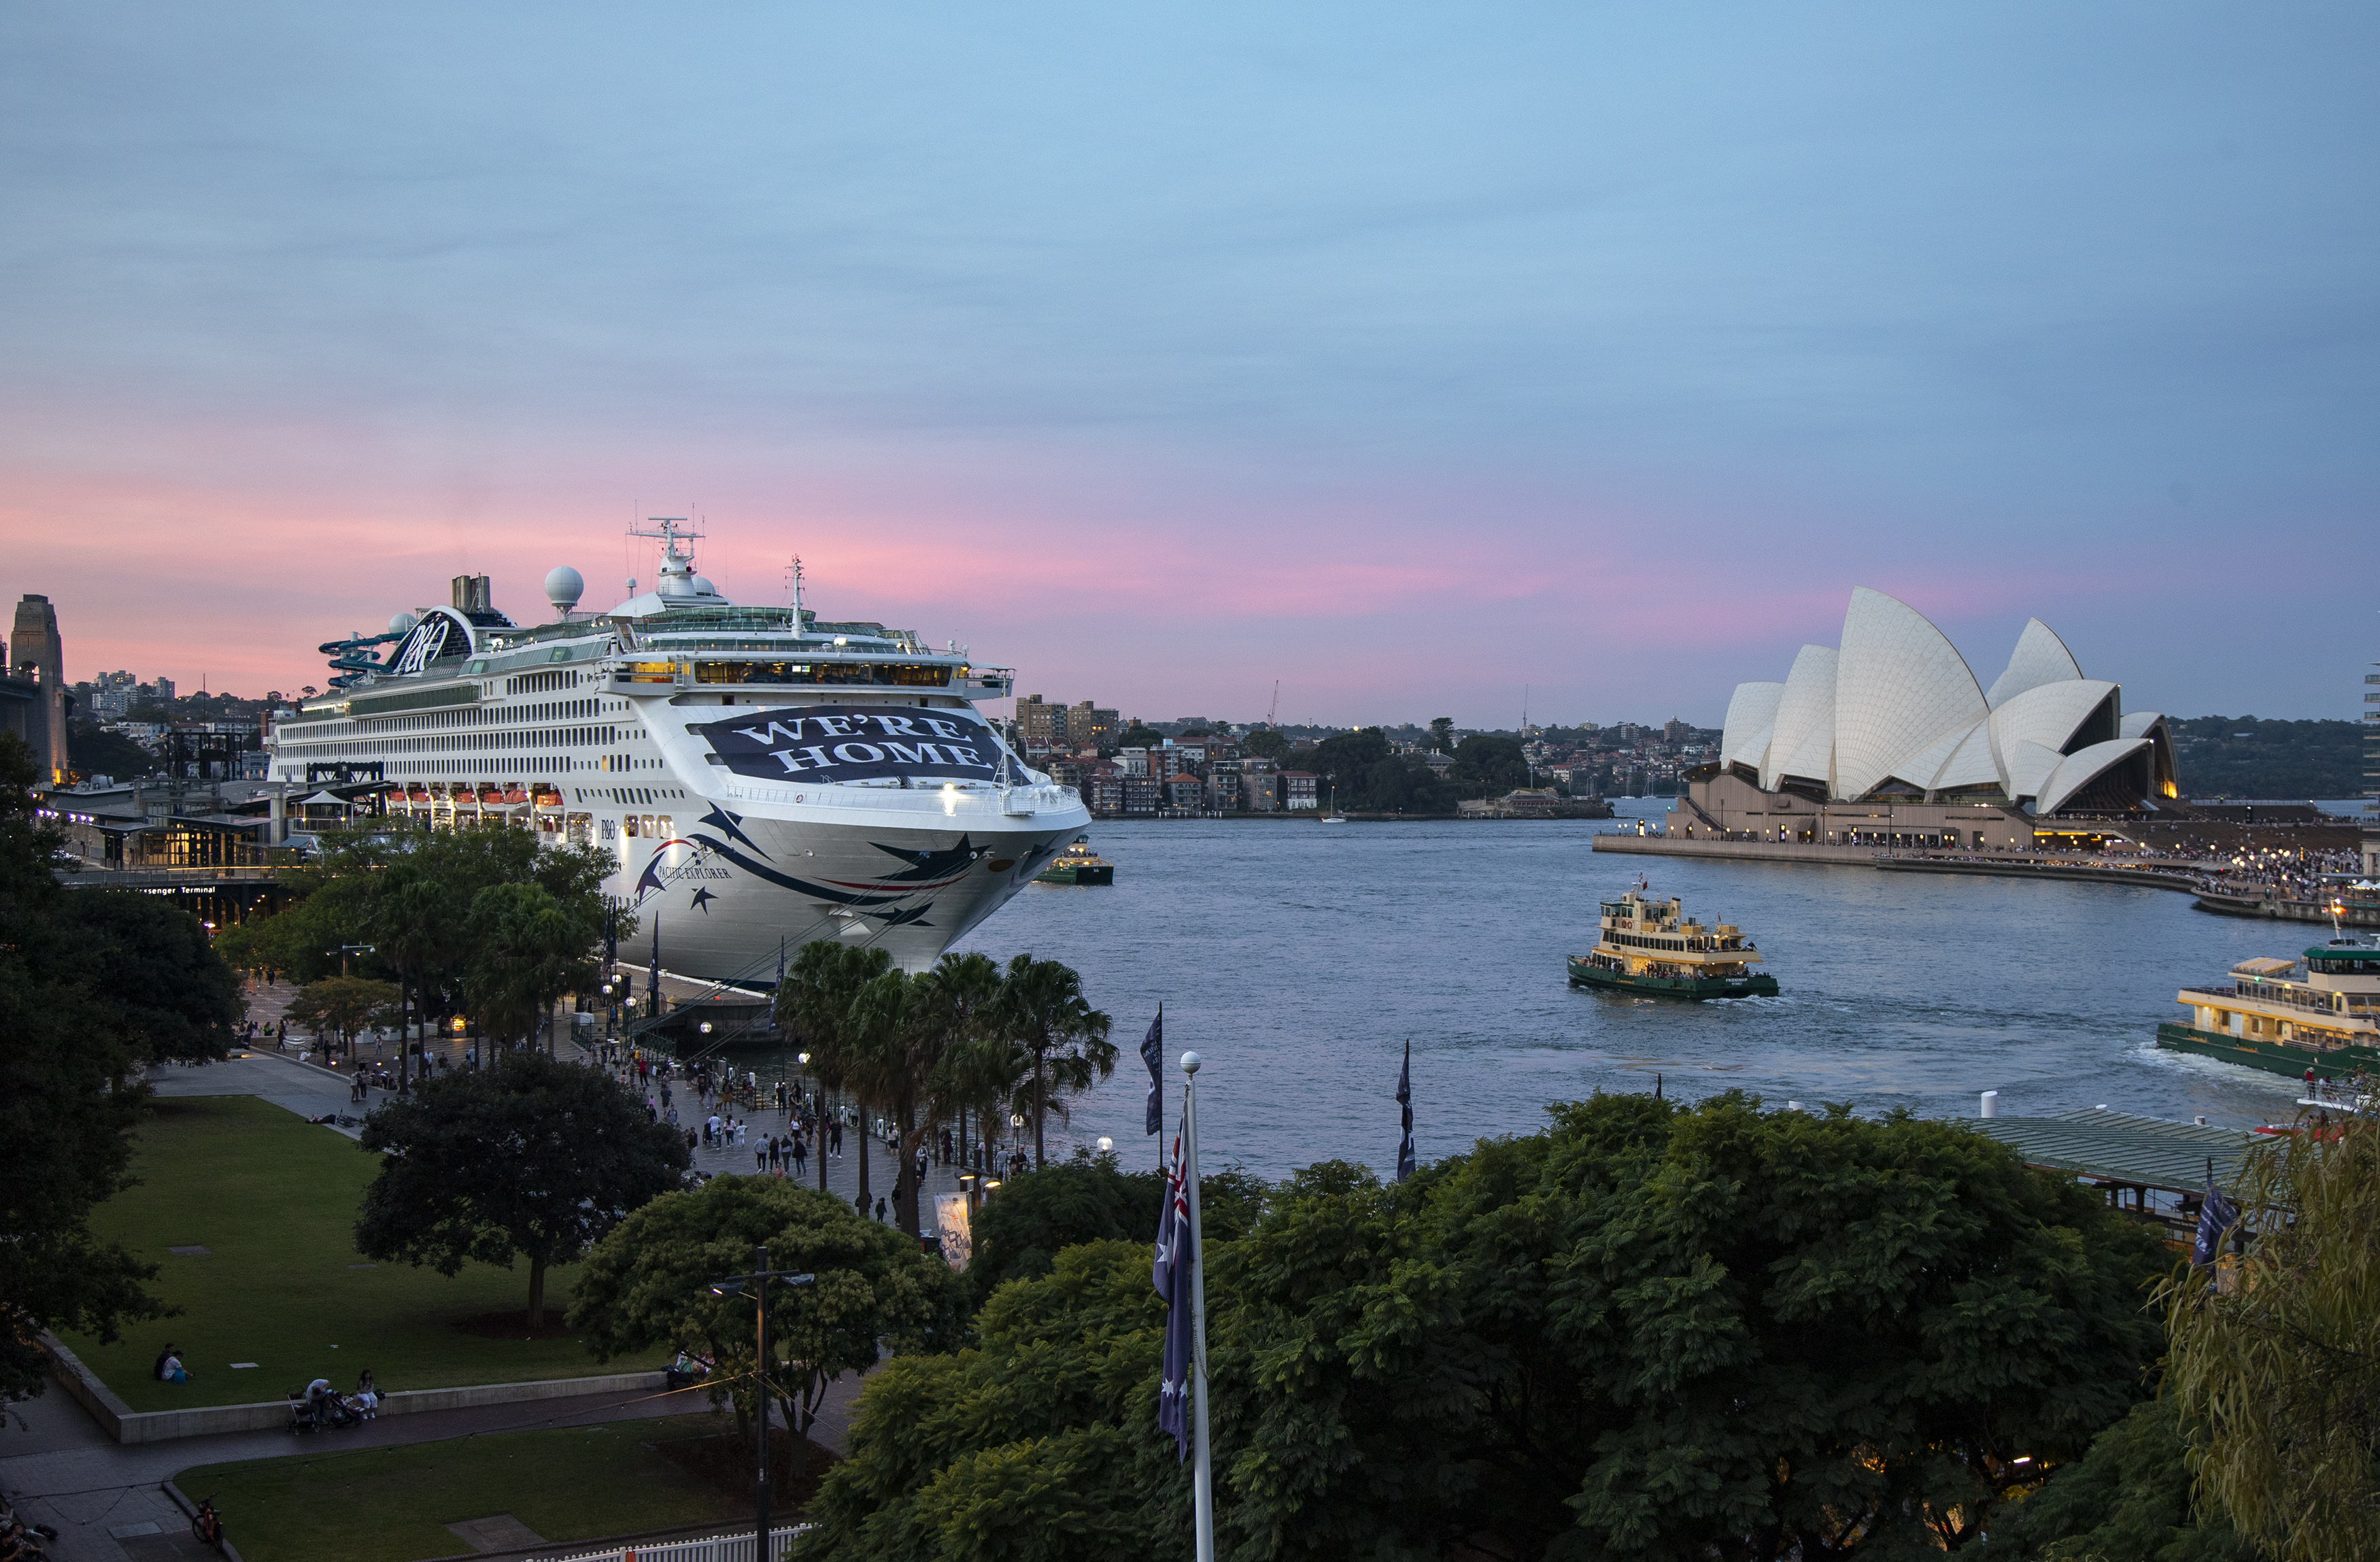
[1141,1006,1164,1136]
[1395,1041,1416,1183]
[1153,1121,1193,1461]
[2194,1160,2239,1267]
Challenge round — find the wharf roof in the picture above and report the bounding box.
[1971,1108,2259,1195]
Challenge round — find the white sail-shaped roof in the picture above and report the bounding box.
[1720,682,1786,772]
[1887,722,1972,794]
[1763,646,1837,791]
[1832,588,1986,802]
[2004,739,2067,804]
[2037,738,2153,815]
[1986,679,2120,792]
[1729,724,1775,772]
[1985,619,2085,710]
[1928,720,2000,792]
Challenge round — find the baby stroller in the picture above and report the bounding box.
[285,1389,318,1434]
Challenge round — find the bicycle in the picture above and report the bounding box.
[190,1495,226,1555]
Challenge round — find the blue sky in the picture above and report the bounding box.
[2,3,2372,723]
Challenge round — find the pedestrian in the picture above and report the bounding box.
[855,1192,867,1217]
[874,1195,887,1223]
[793,1135,807,1177]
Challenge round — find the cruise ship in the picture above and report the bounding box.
[267,520,1090,979]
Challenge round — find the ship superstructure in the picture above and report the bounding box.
[268,520,1089,977]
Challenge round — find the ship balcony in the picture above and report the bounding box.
[2186,982,2380,1018]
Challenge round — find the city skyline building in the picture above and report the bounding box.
[9,594,67,783]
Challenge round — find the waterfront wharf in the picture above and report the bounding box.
[1970,1106,2258,1250]
[1591,832,2215,892]
[2193,886,2380,928]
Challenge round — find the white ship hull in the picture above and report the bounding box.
[611,782,1087,978]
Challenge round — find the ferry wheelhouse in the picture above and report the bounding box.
[267,520,1090,979]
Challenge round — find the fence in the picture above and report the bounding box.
[545,1523,809,1562]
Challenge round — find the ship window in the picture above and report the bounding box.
[624,815,639,838]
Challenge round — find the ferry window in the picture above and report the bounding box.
[658,815,673,839]
[643,815,658,838]
[624,815,639,838]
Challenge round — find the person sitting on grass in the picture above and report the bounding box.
[354,1370,379,1419]
[153,1344,190,1384]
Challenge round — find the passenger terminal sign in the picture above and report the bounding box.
[696,704,1006,785]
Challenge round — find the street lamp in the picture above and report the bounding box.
[708,1246,816,1562]
[1097,1136,1114,1153]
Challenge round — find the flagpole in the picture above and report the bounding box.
[1182,1049,1214,1562]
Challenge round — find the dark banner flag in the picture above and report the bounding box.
[2193,1159,2238,1268]
[1152,1120,1193,1461]
[1140,1006,1164,1136]
[1395,1041,1416,1183]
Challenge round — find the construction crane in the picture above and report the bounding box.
[1268,679,1280,730]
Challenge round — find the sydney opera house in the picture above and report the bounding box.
[1673,588,2179,851]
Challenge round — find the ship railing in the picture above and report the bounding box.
[2184,982,2380,1016]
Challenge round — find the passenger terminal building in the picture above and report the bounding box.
[1676,588,2179,851]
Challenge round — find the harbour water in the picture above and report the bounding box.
[925,802,2324,1179]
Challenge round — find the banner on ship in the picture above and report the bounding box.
[694,703,1008,785]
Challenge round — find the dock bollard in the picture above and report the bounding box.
[1980,1090,1999,1119]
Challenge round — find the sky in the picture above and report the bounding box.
[2,3,2373,726]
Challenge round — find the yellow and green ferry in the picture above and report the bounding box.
[1568,888,1778,1000]
[1034,836,1114,886]
[2156,938,2380,1080]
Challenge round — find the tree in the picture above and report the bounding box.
[991,955,1115,1170]
[843,969,930,1231]
[1971,1398,2248,1561]
[1447,731,1529,796]
[777,940,895,1205]
[570,1174,966,1452]
[1240,730,1290,761]
[1427,716,1455,749]
[967,1149,1265,1303]
[370,872,457,1091]
[2160,1104,2380,1562]
[65,718,156,781]
[792,1240,1179,1562]
[463,880,598,1050]
[59,887,243,1063]
[0,734,165,1401]
[799,1093,2169,1559]
[285,976,399,1057]
[919,951,1010,1190]
[356,1049,689,1325]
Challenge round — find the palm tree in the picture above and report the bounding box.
[991,955,1115,1170]
[919,952,1006,1181]
[775,940,891,1204]
[845,970,928,1233]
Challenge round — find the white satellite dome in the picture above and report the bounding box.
[544,565,585,619]
[693,575,718,597]
[388,611,418,635]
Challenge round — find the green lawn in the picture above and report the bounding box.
[61,1096,660,1412]
[176,1412,752,1562]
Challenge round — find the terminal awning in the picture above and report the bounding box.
[1971,1108,2259,1195]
